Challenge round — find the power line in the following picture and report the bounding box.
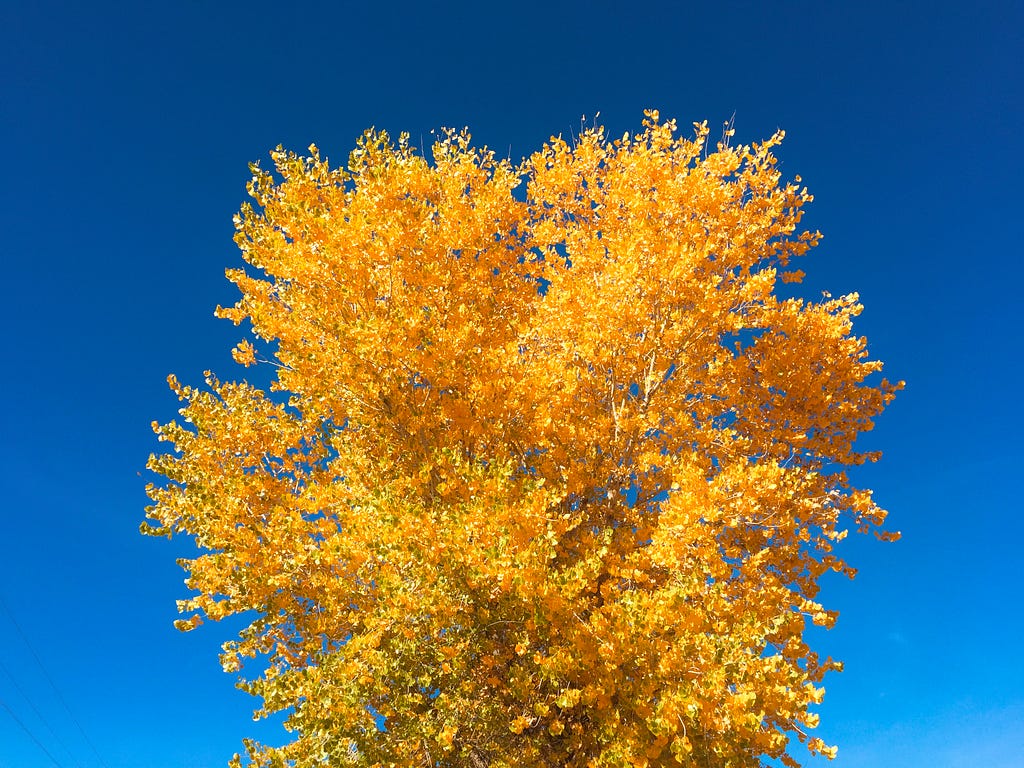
[0,695,68,768]
[0,594,109,768]
[0,656,84,768]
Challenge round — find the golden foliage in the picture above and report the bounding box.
[145,112,900,768]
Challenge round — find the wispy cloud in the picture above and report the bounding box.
[805,701,1024,768]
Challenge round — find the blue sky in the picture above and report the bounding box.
[1,1,1021,766]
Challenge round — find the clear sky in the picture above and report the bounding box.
[1,1,1021,766]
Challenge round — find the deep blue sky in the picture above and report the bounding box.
[1,1,1021,766]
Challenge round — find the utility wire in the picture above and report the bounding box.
[0,594,110,768]
[0,695,68,768]
[0,656,84,768]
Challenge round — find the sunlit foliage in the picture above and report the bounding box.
[145,111,900,768]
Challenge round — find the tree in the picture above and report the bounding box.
[145,111,900,768]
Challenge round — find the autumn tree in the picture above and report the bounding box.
[145,111,900,768]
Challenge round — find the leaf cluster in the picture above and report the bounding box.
[146,111,900,768]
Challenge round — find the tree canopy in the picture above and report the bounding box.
[145,111,900,768]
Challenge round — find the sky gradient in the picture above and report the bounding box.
[1,1,1022,766]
